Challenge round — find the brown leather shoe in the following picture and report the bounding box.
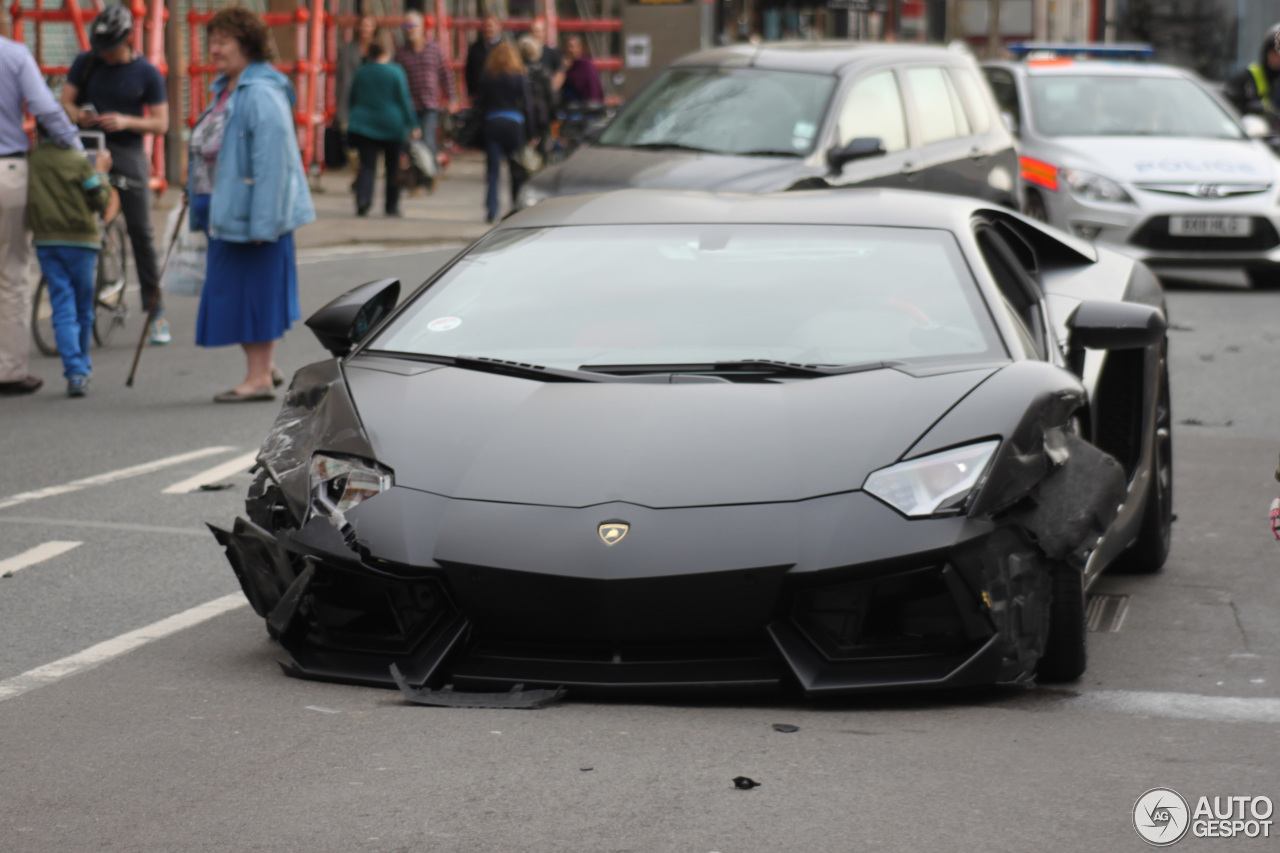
[0,375,43,395]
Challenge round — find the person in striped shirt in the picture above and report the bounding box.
[395,11,455,161]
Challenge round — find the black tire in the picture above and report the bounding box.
[1113,356,1173,574]
[30,275,59,357]
[1248,267,1280,289]
[1036,565,1087,683]
[93,217,129,347]
[1023,190,1049,223]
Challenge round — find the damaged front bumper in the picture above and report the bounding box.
[210,482,1105,697]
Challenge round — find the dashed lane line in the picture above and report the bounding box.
[161,450,260,494]
[0,446,235,511]
[0,517,209,537]
[0,541,82,576]
[0,593,247,703]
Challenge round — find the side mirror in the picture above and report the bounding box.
[305,278,401,358]
[827,137,886,173]
[1000,111,1019,136]
[1242,114,1270,139]
[1068,300,1166,350]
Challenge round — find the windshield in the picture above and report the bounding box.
[368,224,1004,371]
[597,67,836,156]
[1029,74,1244,139]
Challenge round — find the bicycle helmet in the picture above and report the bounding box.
[89,5,133,53]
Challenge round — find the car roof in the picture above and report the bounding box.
[673,41,975,76]
[503,187,999,231]
[985,58,1191,79]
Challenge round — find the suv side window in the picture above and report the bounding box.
[836,70,909,152]
[950,67,995,134]
[983,67,1021,128]
[905,66,968,144]
[977,229,1047,359]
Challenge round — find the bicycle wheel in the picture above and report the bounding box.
[30,275,59,357]
[93,216,130,347]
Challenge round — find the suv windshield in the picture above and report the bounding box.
[598,67,836,156]
[1029,74,1243,139]
[368,224,1003,370]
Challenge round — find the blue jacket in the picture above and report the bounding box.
[188,62,315,242]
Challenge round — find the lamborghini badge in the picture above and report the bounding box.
[598,522,630,545]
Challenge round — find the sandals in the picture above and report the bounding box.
[213,368,286,402]
[214,386,276,403]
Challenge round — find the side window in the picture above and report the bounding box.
[905,66,965,144]
[977,230,1046,359]
[836,70,909,152]
[951,67,995,135]
[983,67,1021,127]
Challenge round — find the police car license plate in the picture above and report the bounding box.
[1169,216,1252,237]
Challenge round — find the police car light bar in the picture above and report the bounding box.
[1008,42,1155,60]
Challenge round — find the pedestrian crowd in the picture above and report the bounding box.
[0,6,603,400]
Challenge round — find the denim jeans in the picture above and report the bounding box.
[36,245,97,378]
[108,144,162,317]
[483,118,525,222]
[417,108,440,159]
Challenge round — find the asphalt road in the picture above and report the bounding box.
[1,249,1279,852]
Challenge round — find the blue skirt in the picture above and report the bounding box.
[195,230,301,347]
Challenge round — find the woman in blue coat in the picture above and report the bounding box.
[188,7,315,402]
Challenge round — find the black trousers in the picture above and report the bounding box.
[349,132,403,215]
[107,144,161,315]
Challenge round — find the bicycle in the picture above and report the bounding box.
[31,174,131,357]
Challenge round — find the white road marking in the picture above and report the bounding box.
[0,446,235,511]
[0,541,82,576]
[1076,689,1280,724]
[0,593,247,703]
[0,517,209,537]
[161,450,259,494]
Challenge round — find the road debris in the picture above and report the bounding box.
[390,665,566,708]
[771,723,799,733]
[732,776,761,790]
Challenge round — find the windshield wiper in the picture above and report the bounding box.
[580,359,896,378]
[364,351,604,382]
[735,149,804,158]
[626,142,719,154]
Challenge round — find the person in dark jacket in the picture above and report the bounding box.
[346,43,419,217]
[518,36,553,159]
[465,14,504,96]
[560,35,603,105]
[475,42,535,223]
[1225,23,1280,126]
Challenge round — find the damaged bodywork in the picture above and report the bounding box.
[210,189,1171,697]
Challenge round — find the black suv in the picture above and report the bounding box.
[518,42,1019,210]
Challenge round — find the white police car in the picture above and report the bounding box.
[985,45,1280,287]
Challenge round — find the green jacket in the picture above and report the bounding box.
[28,141,109,248]
[347,61,417,143]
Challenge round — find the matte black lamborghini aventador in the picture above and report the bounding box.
[211,188,1172,697]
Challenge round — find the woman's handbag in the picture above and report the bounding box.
[512,143,544,176]
[160,204,207,297]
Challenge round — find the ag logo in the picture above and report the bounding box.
[598,522,629,546]
[1134,788,1191,846]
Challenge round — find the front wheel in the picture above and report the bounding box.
[1114,355,1173,574]
[93,216,130,346]
[30,276,59,357]
[1036,565,1087,683]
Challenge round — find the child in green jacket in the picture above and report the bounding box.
[27,136,116,396]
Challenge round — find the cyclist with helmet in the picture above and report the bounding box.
[1224,23,1280,126]
[60,5,171,345]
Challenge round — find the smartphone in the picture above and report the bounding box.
[79,130,106,168]
[80,103,98,120]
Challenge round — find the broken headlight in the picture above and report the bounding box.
[863,440,999,518]
[309,453,393,526]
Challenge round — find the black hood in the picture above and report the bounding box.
[1262,24,1280,75]
[535,146,819,196]
[342,361,997,509]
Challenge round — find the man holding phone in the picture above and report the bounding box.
[61,5,171,345]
